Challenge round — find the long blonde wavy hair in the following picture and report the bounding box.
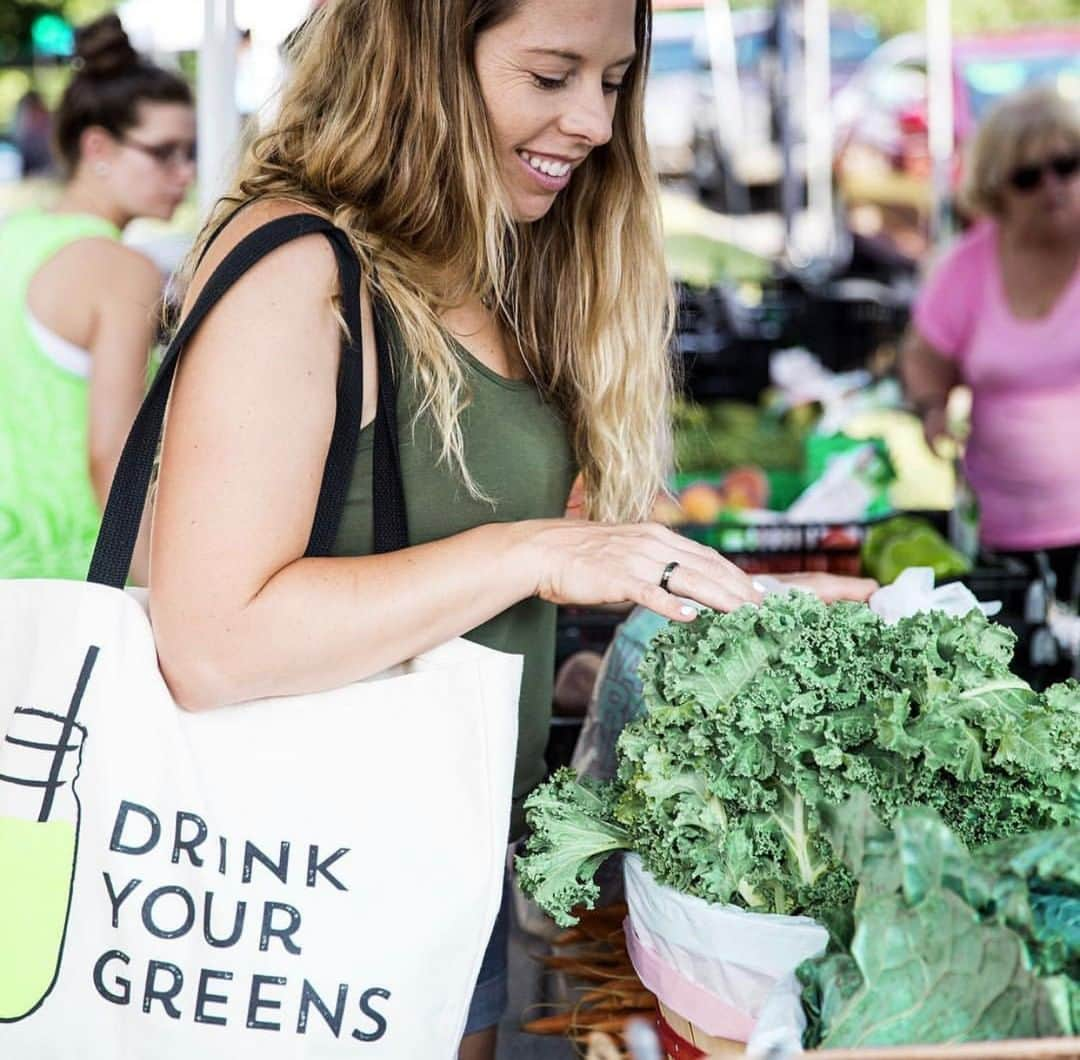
[187,0,674,522]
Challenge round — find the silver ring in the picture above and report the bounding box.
[659,561,680,592]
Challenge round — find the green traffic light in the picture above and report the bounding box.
[31,13,75,57]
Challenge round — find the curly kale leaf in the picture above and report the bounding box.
[515,767,631,927]
[522,595,1080,929]
[613,707,852,916]
[627,595,1079,917]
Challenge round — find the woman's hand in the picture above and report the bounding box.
[771,572,878,603]
[901,331,960,458]
[522,520,763,623]
[921,404,955,457]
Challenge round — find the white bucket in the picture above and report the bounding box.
[623,855,828,1054]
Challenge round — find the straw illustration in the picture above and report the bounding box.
[0,645,99,1022]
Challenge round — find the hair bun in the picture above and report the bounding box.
[75,14,139,78]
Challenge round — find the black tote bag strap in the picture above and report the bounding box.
[372,297,409,554]
[88,213,408,589]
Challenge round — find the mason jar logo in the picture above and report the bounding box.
[0,646,98,1022]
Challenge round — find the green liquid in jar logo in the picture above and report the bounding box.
[0,817,77,1018]
[0,646,97,1022]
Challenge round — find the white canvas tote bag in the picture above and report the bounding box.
[0,215,520,1058]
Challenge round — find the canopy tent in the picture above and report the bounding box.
[118,0,312,52]
[130,0,955,254]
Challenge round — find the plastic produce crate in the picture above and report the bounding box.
[957,557,1040,619]
[799,276,911,373]
[677,517,872,576]
[673,282,804,403]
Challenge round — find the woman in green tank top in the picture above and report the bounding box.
[150,3,875,1054]
[0,14,194,581]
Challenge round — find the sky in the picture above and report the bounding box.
[116,0,315,52]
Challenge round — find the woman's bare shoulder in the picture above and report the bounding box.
[183,197,337,315]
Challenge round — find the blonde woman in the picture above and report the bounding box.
[904,86,1080,598]
[149,1,873,1052]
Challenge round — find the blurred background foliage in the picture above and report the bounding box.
[0,1,118,128]
[1,0,114,63]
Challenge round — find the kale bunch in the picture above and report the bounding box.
[518,593,1080,926]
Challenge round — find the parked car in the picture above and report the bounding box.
[834,26,1080,203]
[690,6,880,210]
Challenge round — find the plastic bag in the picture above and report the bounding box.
[769,348,872,434]
[785,440,893,523]
[868,566,1001,624]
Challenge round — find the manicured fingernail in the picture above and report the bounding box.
[680,605,697,617]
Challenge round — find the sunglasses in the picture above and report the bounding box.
[121,137,197,169]
[1008,152,1080,193]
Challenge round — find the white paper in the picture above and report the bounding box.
[784,444,881,524]
[869,566,1000,624]
[746,972,807,1058]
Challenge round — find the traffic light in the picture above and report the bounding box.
[31,12,74,58]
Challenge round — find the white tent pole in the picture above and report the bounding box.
[704,0,742,149]
[774,0,798,249]
[703,0,745,209]
[198,0,240,218]
[926,0,954,245]
[803,0,833,258]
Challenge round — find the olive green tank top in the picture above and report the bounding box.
[332,317,577,838]
[0,209,121,579]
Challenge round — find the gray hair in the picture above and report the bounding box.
[960,84,1080,217]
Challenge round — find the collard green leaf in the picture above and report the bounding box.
[810,888,1071,1048]
[800,800,1079,1048]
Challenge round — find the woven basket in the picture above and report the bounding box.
[655,1001,1080,1060]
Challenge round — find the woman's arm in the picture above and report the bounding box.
[900,330,961,455]
[150,207,761,711]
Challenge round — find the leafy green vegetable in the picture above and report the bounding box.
[514,768,631,928]
[968,828,1080,985]
[798,796,1078,1048]
[674,400,807,475]
[665,233,772,287]
[862,515,972,585]
[517,593,1080,927]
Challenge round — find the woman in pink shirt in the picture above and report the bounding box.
[904,86,1080,599]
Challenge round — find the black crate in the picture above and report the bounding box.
[799,278,911,373]
[678,517,872,576]
[956,559,1037,619]
[554,606,627,671]
[673,281,806,403]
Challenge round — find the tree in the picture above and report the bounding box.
[0,0,113,66]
